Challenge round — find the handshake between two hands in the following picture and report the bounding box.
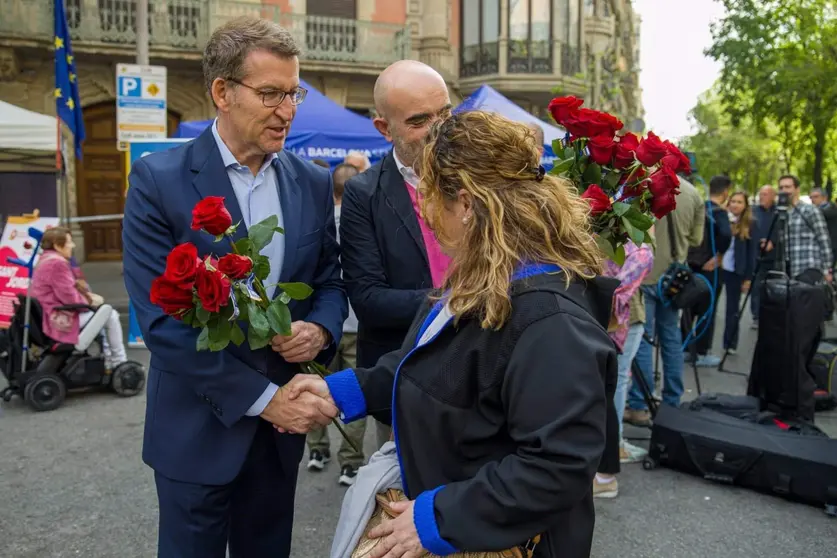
[262,373,336,434]
[260,319,338,434]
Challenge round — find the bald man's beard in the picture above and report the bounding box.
[392,134,423,169]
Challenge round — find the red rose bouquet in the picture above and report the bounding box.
[150,196,358,450]
[547,96,691,264]
[151,196,313,353]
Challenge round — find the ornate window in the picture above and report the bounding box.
[460,0,500,77]
[559,0,582,76]
[507,0,552,74]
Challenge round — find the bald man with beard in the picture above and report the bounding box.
[338,61,453,448]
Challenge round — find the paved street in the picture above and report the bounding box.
[1,268,836,557]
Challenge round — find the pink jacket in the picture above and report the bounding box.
[30,251,88,344]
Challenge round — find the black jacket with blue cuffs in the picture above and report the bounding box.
[324,267,617,558]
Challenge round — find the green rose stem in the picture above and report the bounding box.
[226,237,361,454]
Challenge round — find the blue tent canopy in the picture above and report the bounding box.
[172,79,391,167]
[455,85,565,167]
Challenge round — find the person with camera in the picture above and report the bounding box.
[683,176,734,368]
[624,176,705,427]
[776,175,832,283]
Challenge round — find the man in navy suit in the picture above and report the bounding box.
[123,17,347,558]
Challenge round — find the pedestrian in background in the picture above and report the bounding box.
[721,191,757,354]
[306,163,366,486]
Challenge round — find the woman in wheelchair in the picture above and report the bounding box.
[30,227,127,370]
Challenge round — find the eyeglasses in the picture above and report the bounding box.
[227,79,308,108]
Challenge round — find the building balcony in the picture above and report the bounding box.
[0,0,410,71]
[458,38,587,101]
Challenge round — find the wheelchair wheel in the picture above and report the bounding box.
[111,361,146,397]
[23,373,66,412]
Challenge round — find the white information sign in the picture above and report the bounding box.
[116,64,168,150]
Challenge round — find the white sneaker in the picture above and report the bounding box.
[620,441,648,464]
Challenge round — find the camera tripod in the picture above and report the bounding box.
[627,328,703,422]
[717,204,792,375]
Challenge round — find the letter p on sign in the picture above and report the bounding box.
[119,76,140,97]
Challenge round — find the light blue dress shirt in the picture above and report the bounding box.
[210,120,284,417]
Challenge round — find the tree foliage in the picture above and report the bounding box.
[706,0,837,188]
[682,88,785,194]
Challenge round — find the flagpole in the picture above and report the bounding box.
[55,115,67,227]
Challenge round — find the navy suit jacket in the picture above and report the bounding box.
[339,152,433,369]
[123,127,348,485]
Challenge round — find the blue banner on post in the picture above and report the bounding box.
[125,139,189,348]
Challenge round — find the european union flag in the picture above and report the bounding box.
[54,0,85,158]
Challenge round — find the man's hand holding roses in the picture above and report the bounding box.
[270,321,330,363]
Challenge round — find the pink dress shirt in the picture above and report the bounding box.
[405,183,452,289]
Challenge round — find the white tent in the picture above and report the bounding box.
[0,100,56,152]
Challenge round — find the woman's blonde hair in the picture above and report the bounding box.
[728,191,753,240]
[417,110,603,330]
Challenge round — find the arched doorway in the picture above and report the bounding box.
[75,102,180,260]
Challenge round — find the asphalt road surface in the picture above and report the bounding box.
[2,308,836,558]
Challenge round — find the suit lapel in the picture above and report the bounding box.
[276,151,300,284]
[189,127,248,245]
[381,153,429,266]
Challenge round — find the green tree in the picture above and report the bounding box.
[681,88,785,194]
[707,0,837,188]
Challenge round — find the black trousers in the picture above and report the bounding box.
[722,270,744,350]
[155,420,302,558]
[597,346,620,476]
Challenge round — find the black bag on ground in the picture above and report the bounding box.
[748,275,824,421]
[647,405,837,513]
[683,393,760,420]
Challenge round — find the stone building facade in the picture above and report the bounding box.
[0,0,641,261]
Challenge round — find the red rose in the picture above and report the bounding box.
[217,254,253,280]
[195,263,232,313]
[548,96,585,126]
[651,191,678,219]
[150,276,195,317]
[191,196,233,236]
[587,135,615,165]
[648,166,681,197]
[613,133,640,169]
[163,242,199,288]
[635,132,668,167]
[581,185,613,216]
[563,108,624,139]
[660,141,692,174]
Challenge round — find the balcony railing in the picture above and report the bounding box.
[460,42,499,78]
[0,0,410,66]
[507,39,552,74]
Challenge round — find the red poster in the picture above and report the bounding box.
[0,214,60,328]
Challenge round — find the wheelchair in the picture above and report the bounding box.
[0,294,146,412]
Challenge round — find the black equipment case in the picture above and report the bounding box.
[646,405,837,515]
[749,277,825,421]
[683,393,760,420]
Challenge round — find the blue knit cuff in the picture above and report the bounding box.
[414,486,458,556]
[324,369,367,423]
